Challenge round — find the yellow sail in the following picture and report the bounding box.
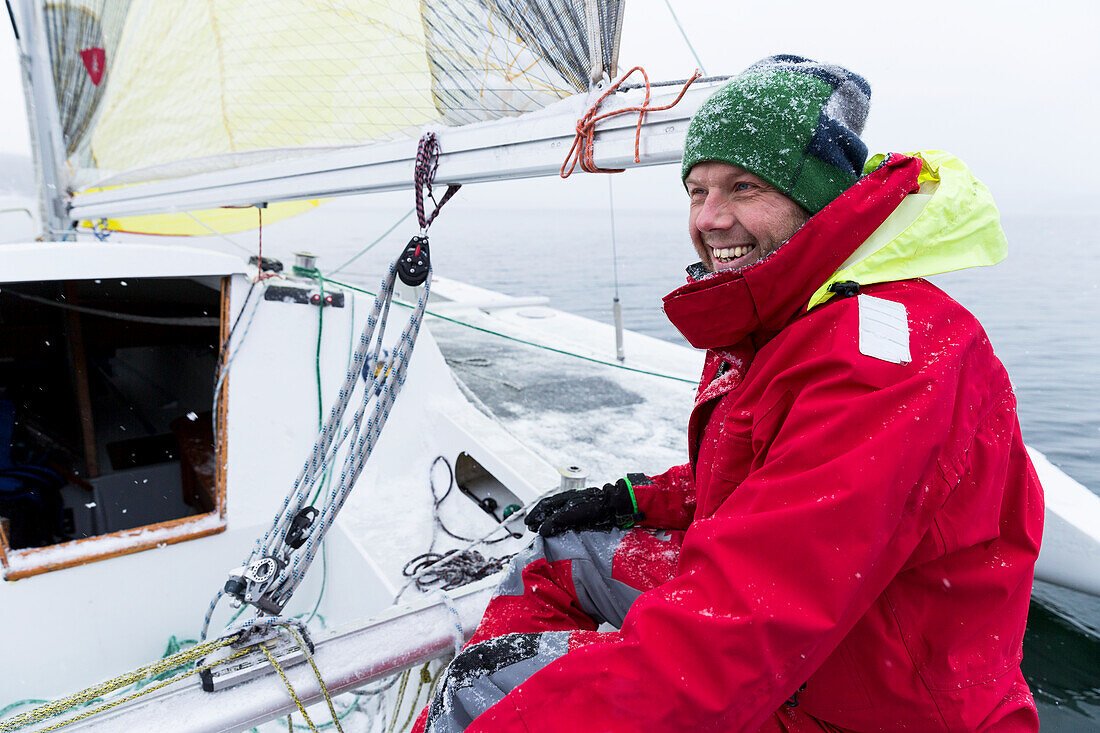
[78,200,322,236]
[88,1,440,177]
[42,0,623,236]
[56,0,593,193]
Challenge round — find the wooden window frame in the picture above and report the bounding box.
[0,276,231,581]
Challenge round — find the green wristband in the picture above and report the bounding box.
[621,475,639,515]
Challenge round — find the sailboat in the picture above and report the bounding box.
[1,1,1097,731]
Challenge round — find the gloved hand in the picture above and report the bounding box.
[524,477,645,537]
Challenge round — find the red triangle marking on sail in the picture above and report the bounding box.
[79,48,106,85]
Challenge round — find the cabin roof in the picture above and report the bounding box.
[0,241,246,283]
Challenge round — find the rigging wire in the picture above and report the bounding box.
[413,133,461,232]
[423,455,516,547]
[393,454,533,604]
[5,1,19,42]
[403,550,511,593]
[661,0,708,75]
[302,292,356,630]
[0,290,218,327]
[608,178,621,301]
[212,280,268,453]
[331,207,416,275]
[223,203,280,281]
[0,635,246,732]
[324,276,697,385]
[181,210,254,254]
[616,74,729,91]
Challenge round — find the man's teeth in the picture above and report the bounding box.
[713,245,752,261]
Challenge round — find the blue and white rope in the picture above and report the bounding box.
[433,590,466,657]
[207,256,432,633]
[275,267,429,608]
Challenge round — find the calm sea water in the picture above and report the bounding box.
[286,199,1098,729]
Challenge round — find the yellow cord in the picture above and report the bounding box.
[262,643,318,732]
[385,670,412,733]
[1,622,441,733]
[0,637,239,732]
[286,626,343,733]
[396,663,434,732]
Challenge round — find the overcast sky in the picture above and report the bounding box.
[1,0,1097,214]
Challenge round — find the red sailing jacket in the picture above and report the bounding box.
[471,155,1043,731]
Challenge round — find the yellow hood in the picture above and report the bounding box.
[807,150,1007,310]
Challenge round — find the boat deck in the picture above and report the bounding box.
[427,306,698,485]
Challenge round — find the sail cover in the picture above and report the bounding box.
[36,0,625,192]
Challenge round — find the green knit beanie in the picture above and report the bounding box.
[681,55,871,214]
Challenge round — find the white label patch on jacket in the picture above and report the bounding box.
[858,295,911,364]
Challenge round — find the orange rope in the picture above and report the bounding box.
[561,67,703,178]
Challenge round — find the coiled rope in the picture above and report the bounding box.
[403,551,511,593]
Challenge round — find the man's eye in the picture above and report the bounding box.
[689,188,706,199]
[734,182,753,192]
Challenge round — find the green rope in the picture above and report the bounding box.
[314,275,325,428]
[298,263,362,623]
[293,265,334,508]
[322,277,697,385]
[304,540,328,628]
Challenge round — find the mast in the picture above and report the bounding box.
[13,0,73,240]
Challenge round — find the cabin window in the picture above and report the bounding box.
[0,276,228,579]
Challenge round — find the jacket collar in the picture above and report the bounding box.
[662,154,922,351]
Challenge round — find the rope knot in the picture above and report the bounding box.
[561,67,703,178]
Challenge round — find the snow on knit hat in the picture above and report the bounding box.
[681,54,871,214]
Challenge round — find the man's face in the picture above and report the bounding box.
[686,161,810,273]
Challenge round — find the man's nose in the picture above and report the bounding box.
[695,194,734,231]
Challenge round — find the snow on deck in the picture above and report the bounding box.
[427,313,698,483]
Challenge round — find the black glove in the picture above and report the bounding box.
[524,477,645,537]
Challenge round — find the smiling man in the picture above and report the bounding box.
[686,162,810,272]
[416,56,1043,732]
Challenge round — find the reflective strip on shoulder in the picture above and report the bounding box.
[857,295,911,364]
